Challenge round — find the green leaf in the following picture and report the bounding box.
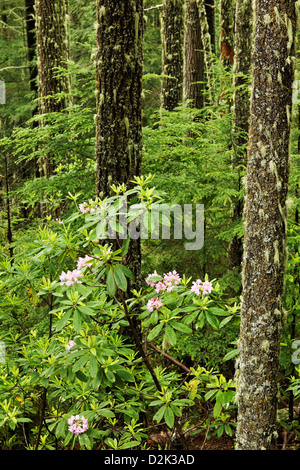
[89,355,98,378]
[205,311,219,329]
[114,265,127,291]
[73,354,89,372]
[118,264,135,279]
[119,441,140,450]
[170,321,192,334]
[147,322,164,341]
[164,407,175,428]
[153,405,166,423]
[115,368,134,382]
[165,324,177,345]
[223,349,239,362]
[121,237,130,257]
[219,315,233,328]
[73,309,82,332]
[56,309,72,331]
[106,268,116,297]
[208,307,228,316]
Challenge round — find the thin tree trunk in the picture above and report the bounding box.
[205,0,215,54]
[235,0,297,450]
[35,0,70,179]
[184,0,204,109]
[219,0,235,68]
[196,0,214,103]
[161,0,184,111]
[228,0,253,272]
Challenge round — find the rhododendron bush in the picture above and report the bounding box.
[0,182,237,450]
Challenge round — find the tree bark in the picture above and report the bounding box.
[95,0,143,197]
[219,0,235,68]
[196,0,214,103]
[161,0,184,111]
[184,0,204,109]
[205,0,215,54]
[35,0,70,178]
[25,0,38,98]
[235,0,297,450]
[228,0,253,272]
[95,0,144,291]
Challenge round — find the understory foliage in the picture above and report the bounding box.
[0,181,238,450]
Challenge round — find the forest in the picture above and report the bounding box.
[0,0,299,453]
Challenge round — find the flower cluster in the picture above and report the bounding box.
[146,270,182,294]
[68,415,88,435]
[145,270,182,313]
[59,269,83,286]
[79,200,97,214]
[147,297,164,313]
[77,255,94,270]
[191,279,213,296]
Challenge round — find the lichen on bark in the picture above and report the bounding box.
[235,0,297,450]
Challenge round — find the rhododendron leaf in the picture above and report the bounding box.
[147,322,163,341]
[114,266,127,291]
[164,406,174,428]
[89,355,98,378]
[170,321,192,334]
[205,311,219,329]
[56,309,72,331]
[165,324,177,345]
[153,405,166,423]
[73,309,82,331]
[106,268,116,297]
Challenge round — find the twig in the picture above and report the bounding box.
[144,4,163,12]
[148,342,191,373]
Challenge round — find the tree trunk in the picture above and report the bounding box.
[95,0,144,290]
[196,0,214,103]
[205,0,215,54]
[161,0,184,111]
[235,0,297,450]
[219,0,235,68]
[184,0,204,109]
[25,0,38,99]
[95,0,143,197]
[228,0,253,272]
[35,0,70,178]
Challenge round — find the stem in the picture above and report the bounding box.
[148,342,191,373]
[117,288,162,392]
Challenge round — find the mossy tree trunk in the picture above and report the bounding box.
[235,0,297,450]
[95,0,144,290]
[184,0,204,109]
[228,0,253,272]
[196,0,214,103]
[35,0,70,179]
[161,0,184,111]
[220,0,235,68]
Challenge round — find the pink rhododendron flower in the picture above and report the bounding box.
[66,340,76,351]
[147,297,163,313]
[155,281,167,294]
[59,269,83,286]
[77,255,94,270]
[68,415,88,435]
[191,279,213,296]
[145,270,160,287]
[163,270,181,285]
